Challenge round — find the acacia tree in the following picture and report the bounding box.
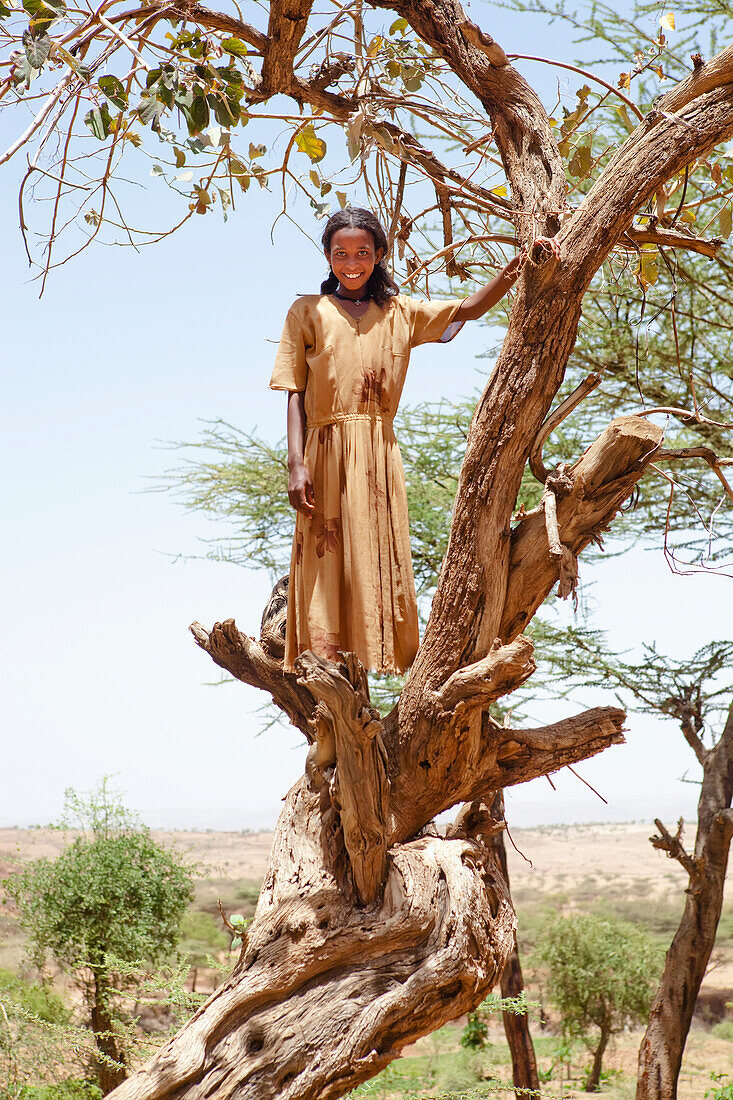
[3,0,733,1096]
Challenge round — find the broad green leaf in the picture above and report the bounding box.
[23,28,51,70]
[98,75,127,110]
[367,35,383,57]
[719,205,732,240]
[137,93,162,126]
[385,60,401,79]
[389,17,409,34]
[222,36,247,58]
[295,124,326,163]
[188,93,210,133]
[0,2,12,17]
[84,104,112,140]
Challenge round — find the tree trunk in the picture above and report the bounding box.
[91,974,127,1094]
[636,703,733,1099]
[489,794,541,1098]
[585,1018,612,1092]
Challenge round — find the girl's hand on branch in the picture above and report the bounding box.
[529,235,562,263]
[288,463,316,516]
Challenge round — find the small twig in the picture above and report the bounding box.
[505,824,533,867]
[506,53,644,120]
[566,765,608,805]
[530,374,602,483]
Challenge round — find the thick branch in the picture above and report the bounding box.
[658,45,733,115]
[369,0,566,240]
[190,620,315,740]
[436,635,536,713]
[258,0,314,98]
[500,416,663,642]
[295,651,390,905]
[623,225,722,258]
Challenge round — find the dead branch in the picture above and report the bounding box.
[650,818,702,886]
[190,620,316,740]
[436,635,536,714]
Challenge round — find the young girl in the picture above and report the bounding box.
[270,207,556,675]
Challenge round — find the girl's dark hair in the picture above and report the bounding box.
[320,207,400,307]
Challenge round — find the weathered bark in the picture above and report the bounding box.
[636,702,733,1099]
[489,794,541,1099]
[110,792,515,1100]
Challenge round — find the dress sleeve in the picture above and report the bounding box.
[269,301,309,392]
[407,296,466,347]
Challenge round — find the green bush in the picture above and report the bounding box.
[0,970,69,1025]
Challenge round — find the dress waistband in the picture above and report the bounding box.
[307,412,394,431]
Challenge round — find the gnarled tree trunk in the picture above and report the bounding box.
[636,702,733,1099]
[107,4,733,1097]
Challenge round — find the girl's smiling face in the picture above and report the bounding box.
[326,227,384,298]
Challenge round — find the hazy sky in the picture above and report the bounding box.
[2,1,729,833]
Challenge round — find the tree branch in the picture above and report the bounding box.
[436,635,536,714]
[295,651,390,905]
[190,620,316,740]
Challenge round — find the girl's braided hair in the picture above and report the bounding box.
[321,207,400,307]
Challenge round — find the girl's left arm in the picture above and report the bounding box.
[454,236,561,322]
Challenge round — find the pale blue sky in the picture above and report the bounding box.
[1,1,729,831]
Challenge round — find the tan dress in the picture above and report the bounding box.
[270,292,464,674]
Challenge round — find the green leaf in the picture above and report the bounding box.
[719,204,732,240]
[150,163,164,176]
[23,28,51,70]
[0,2,12,17]
[389,16,409,34]
[295,123,326,163]
[98,74,127,110]
[221,36,247,58]
[188,92,210,133]
[137,93,162,126]
[84,104,112,140]
[23,0,65,27]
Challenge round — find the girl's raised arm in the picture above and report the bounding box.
[454,236,561,322]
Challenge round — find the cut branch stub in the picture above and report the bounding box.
[295,651,390,905]
[190,619,316,740]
